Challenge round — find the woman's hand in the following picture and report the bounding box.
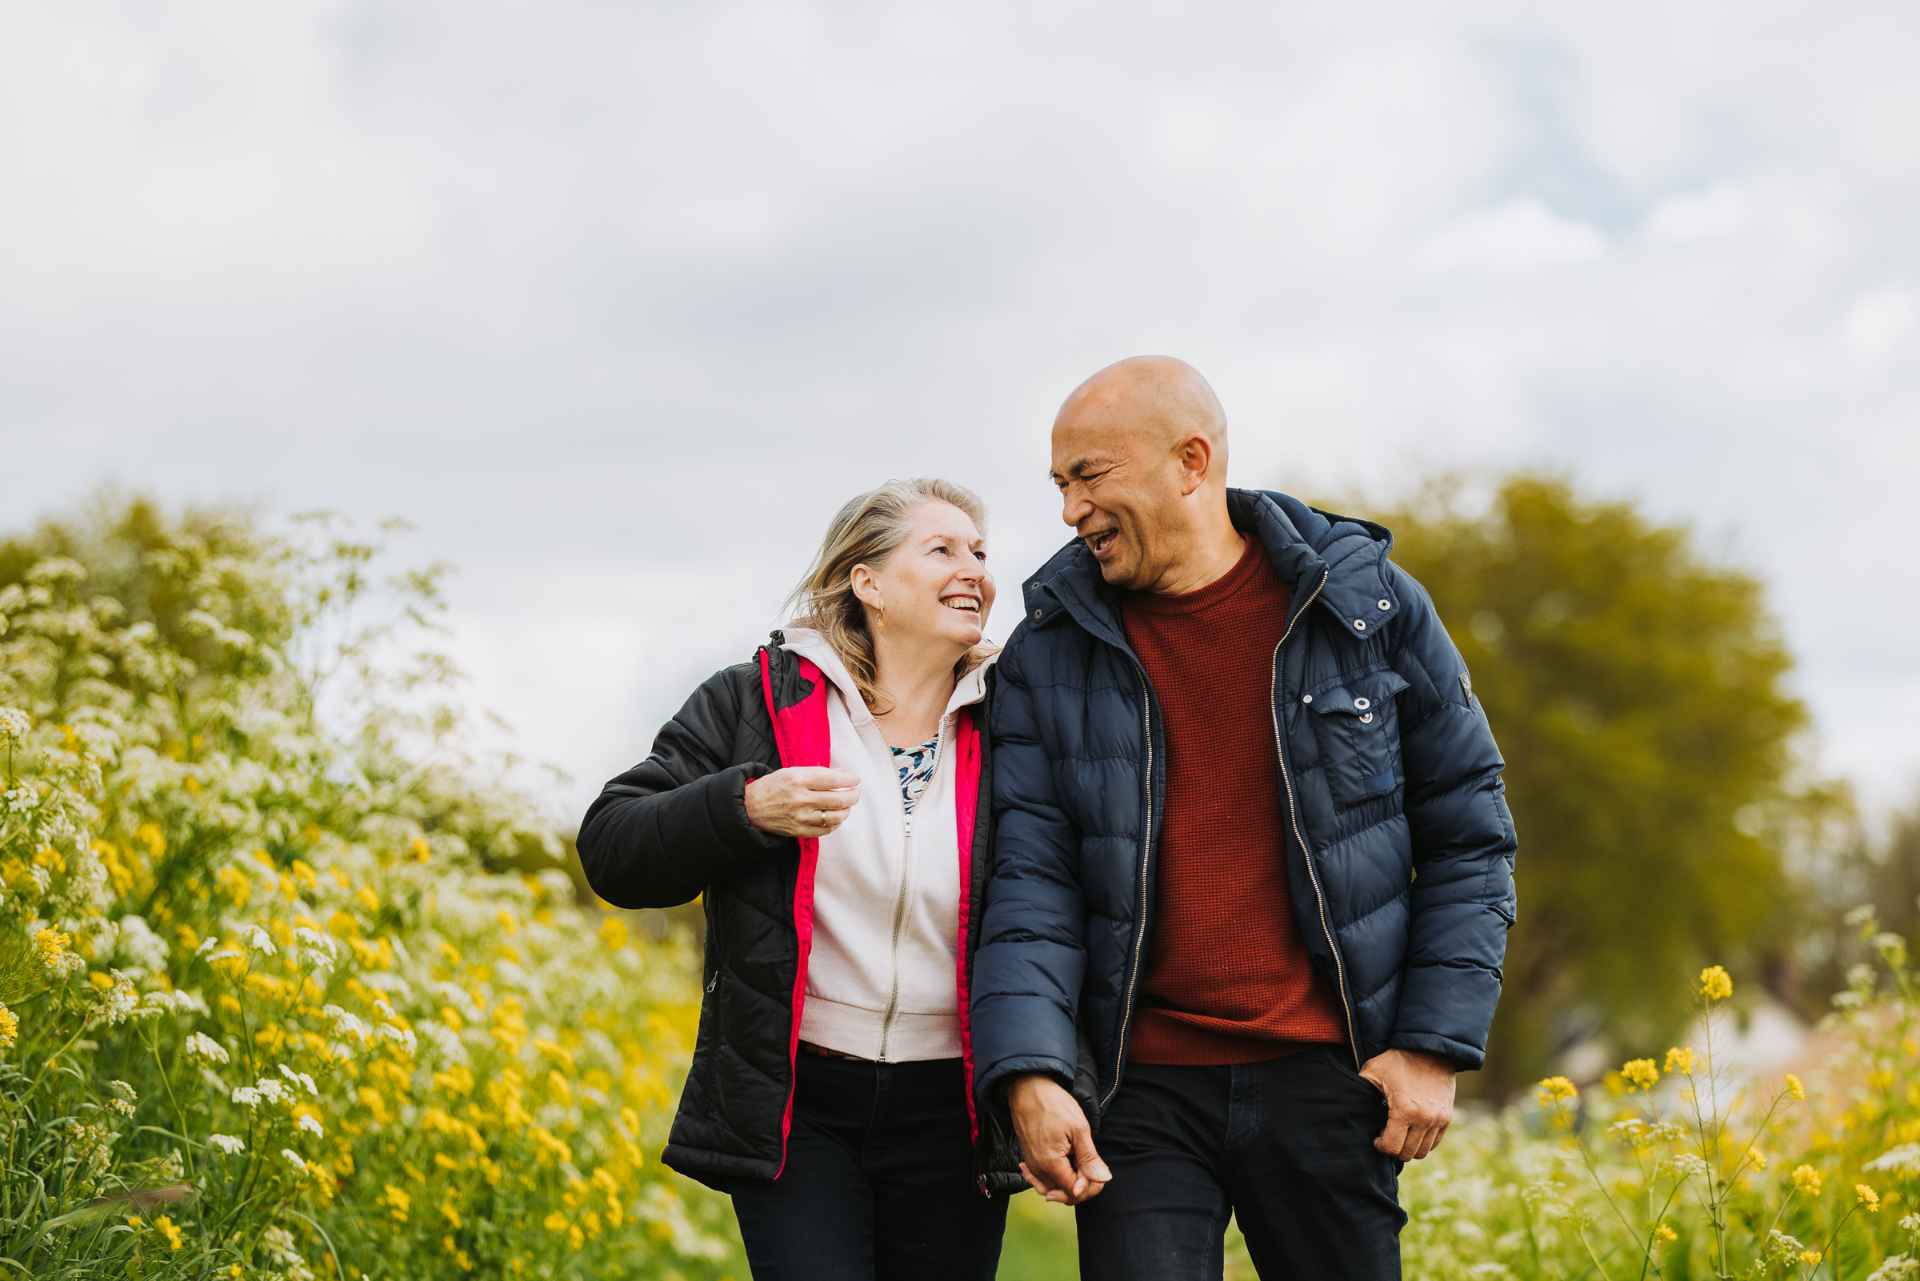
[744,767,862,838]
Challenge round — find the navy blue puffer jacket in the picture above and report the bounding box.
[970,489,1517,1119]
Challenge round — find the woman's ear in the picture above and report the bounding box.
[849,563,882,611]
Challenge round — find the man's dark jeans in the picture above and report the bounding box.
[727,1053,1008,1281]
[1075,1046,1407,1280]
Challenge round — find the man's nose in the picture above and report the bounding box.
[1061,490,1092,528]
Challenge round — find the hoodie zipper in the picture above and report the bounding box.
[1266,566,1362,1070]
[878,715,947,1061]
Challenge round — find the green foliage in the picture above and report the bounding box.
[0,497,744,1280]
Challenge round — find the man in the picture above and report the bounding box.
[970,356,1517,1279]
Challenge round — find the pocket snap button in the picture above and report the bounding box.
[1378,599,1391,610]
[1353,697,1371,711]
[1302,694,1313,704]
[1360,712,1375,724]
[1353,619,1368,631]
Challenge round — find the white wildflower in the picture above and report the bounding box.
[296,1113,324,1138]
[1867,1144,1920,1175]
[375,1022,417,1055]
[231,1086,262,1109]
[293,926,338,966]
[208,1133,245,1155]
[281,1147,307,1173]
[0,707,29,744]
[195,935,221,958]
[184,1032,230,1065]
[242,924,276,957]
[322,1004,372,1044]
[278,1064,318,1096]
[254,1077,290,1106]
[114,916,169,971]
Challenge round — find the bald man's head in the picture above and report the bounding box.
[1048,355,1240,592]
[1055,355,1230,472]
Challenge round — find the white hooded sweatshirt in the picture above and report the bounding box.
[779,628,995,1062]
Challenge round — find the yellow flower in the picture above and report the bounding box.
[410,836,432,862]
[0,1003,16,1051]
[1792,1165,1822,1197]
[543,1211,568,1234]
[1663,1046,1696,1076]
[598,915,630,951]
[1621,1059,1660,1092]
[153,1215,183,1250]
[1535,1076,1578,1106]
[1856,1184,1880,1213]
[380,1184,411,1223]
[33,927,71,970]
[1654,1223,1676,1243]
[1747,1148,1768,1171]
[1784,1073,1805,1101]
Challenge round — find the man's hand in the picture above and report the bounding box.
[1006,1074,1111,1205]
[1359,1048,1457,1161]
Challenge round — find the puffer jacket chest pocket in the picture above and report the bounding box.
[1303,669,1412,808]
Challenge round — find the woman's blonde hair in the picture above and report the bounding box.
[783,478,996,716]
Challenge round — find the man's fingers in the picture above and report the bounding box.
[1031,1151,1079,1196]
[1374,1113,1409,1157]
[1071,1131,1112,1186]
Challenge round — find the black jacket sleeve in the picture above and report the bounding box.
[575,663,783,909]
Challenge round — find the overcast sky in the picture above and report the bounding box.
[4,2,1916,827]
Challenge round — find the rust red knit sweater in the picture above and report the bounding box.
[1122,535,1348,1065]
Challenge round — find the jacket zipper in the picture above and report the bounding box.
[878,715,946,1061]
[1098,662,1155,1113]
[1266,566,1362,1070]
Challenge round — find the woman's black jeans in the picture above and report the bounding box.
[727,1052,1008,1281]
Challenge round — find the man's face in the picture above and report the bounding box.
[1049,417,1183,591]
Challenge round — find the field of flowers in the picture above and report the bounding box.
[2,505,1915,1280]
[0,517,745,1279]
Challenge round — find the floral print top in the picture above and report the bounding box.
[890,735,941,815]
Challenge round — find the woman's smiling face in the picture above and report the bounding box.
[856,501,995,651]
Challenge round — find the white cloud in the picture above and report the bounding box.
[1646,185,1750,241]
[1418,198,1608,273]
[1845,288,1916,361]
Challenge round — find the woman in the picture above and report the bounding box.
[576,478,1021,1280]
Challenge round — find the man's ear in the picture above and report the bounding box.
[1174,434,1214,496]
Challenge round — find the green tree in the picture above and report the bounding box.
[1348,474,1824,1099]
